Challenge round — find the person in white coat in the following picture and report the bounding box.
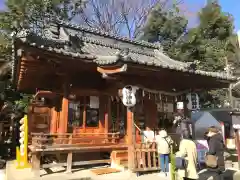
[176,131,199,180]
[143,126,154,143]
[155,129,173,177]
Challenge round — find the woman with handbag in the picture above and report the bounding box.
[176,130,199,180]
[155,129,173,177]
[205,126,225,180]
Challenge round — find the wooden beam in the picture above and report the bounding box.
[97,64,127,75]
[34,91,56,99]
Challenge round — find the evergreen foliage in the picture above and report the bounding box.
[143,0,238,107]
[0,0,86,103]
[142,3,188,57]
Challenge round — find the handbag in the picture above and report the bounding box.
[175,156,187,169]
[205,154,218,168]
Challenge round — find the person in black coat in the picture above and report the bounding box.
[173,114,193,139]
[206,126,225,180]
[204,131,210,145]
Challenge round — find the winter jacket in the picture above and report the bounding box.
[207,133,225,171]
[156,135,173,154]
[176,139,199,180]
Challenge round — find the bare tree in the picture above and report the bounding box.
[75,0,185,39]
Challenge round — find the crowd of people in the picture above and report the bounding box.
[143,125,225,180]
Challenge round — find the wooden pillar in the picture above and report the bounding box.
[144,99,156,129]
[82,97,86,132]
[66,134,73,173]
[134,106,141,143]
[32,153,41,177]
[150,100,157,130]
[127,108,135,170]
[127,109,133,144]
[50,108,58,133]
[59,83,69,134]
[104,97,111,134]
[99,96,104,132]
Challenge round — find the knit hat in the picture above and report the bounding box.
[159,129,167,138]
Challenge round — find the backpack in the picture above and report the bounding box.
[175,157,187,170]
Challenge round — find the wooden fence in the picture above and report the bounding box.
[133,142,160,172]
[31,132,121,148]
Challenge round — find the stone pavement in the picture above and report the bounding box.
[5,161,169,180]
[5,160,239,180]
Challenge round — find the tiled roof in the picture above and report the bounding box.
[14,20,237,81]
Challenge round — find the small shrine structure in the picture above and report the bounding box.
[11,20,237,175]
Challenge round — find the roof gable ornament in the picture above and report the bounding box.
[116,48,131,61]
[186,60,200,71]
[68,35,84,53]
[43,23,60,39]
[95,49,131,65]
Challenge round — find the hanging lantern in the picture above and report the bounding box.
[122,85,138,107]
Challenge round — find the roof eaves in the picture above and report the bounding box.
[15,30,237,81]
[18,39,95,60]
[24,40,237,81]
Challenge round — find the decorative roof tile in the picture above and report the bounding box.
[14,21,237,81]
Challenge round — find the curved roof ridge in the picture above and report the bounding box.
[154,49,188,68]
[55,19,162,50]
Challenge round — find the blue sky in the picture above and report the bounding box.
[219,0,240,31]
[184,0,239,31]
[0,0,239,31]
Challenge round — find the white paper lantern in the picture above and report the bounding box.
[19,137,24,144]
[20,131,24,138]
[19,124,24,131]
[20,144,25,156]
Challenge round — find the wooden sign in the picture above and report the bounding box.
[164,103,174,112]
[177,102,184,110]
[90,96,99,109]
[232,115,240,129]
